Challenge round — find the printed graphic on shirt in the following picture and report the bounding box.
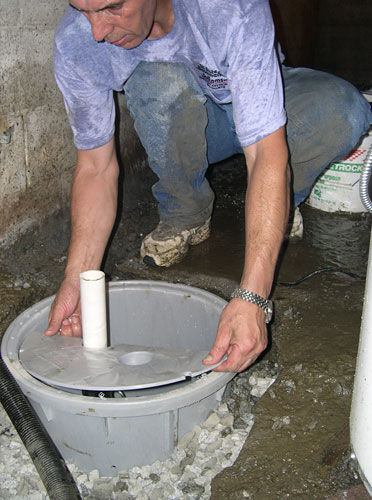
[196,64,228,90]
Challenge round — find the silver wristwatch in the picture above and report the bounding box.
[231,288,273,324]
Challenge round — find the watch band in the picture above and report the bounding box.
[231,288,273,324]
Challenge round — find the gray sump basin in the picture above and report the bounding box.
[1,280,235,476]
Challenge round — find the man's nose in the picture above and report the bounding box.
[89,13,110,42]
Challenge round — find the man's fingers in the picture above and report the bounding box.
[61,318,74,336]
[45,301,64,336]
[49,312,82,337]
[203,347,225,365]
[213,344,256,373]
[45,318,62,336]
[213,344,241,372]
[70,314,82,337]
[44,282,81,336]
[205,299,269,373]
[203,326,230,365]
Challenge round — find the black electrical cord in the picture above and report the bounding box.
[276,266,365,287]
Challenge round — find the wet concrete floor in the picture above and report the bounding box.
[0,155,371,499]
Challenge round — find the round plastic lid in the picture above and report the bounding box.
[19,331,225,391]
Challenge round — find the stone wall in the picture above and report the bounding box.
[0,1,146,247]
[0,0,75,246]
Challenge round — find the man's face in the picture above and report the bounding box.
[69,0,158,49]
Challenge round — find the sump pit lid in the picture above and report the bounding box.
[19,331,224,391]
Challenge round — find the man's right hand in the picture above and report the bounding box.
[45,277,82,337]
[44,139,119,339]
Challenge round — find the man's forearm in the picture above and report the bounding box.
[65,139,119,279]
[199,127,290,372]
[45,139,119,336]
[241,126,290,298]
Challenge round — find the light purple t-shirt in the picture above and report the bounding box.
[54,0,286,150]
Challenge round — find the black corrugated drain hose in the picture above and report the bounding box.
[0,355,81,500]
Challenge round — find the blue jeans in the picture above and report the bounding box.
[124,62,372,226]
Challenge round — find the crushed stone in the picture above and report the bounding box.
[0,360,278,500]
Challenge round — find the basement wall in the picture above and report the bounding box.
[0,1,75,246]
[0,1,145,247]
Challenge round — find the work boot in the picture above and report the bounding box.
[141,218,211,267]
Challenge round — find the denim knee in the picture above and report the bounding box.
[328,77,372,154]
[284,67,372,205]
[123,62,214,227]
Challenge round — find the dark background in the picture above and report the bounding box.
[270,0,372,89]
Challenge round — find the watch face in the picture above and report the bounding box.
[265,304,273,323]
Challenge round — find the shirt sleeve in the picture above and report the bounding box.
[226,1,287,147]
[54,40,116,151]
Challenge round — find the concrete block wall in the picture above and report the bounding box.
[0,1,147,247]
[0,0,77,246]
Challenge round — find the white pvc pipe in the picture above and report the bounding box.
[80,270,108,350]
[350,229,372,495]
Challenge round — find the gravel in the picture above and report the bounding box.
[0,360,278,500]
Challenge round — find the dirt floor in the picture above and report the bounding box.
[1,155,371,499]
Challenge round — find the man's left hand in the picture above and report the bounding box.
[203,298,268,372]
